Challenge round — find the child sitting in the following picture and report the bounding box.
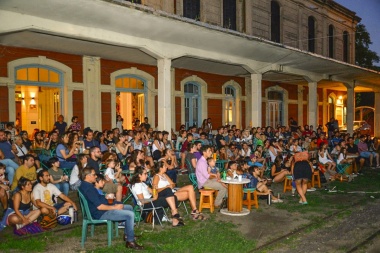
[103,159,124,202]
[94,174,106,195]
[247,166,283,203]
[207,158,227,188]
[207,158,220,179]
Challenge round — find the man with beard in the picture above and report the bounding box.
[87,146,102,174]
[33,170,77,215]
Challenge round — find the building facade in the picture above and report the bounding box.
[0,0,379,136]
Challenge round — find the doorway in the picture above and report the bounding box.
[15,86,61,136]
[116,92,145,130]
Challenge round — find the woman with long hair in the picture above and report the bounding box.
[115,134,132,162]
[271,155,291,183]
[0,177,41,230]
[70,154,88,190]
[152,131,165,161]
[55,133,77,169]
[152,160,205,220]
[131,166,184,227]
[161,149,178,183]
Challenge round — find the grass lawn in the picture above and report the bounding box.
[0,168,379,252]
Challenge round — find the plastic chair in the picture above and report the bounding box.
[128,185,167,228]
[77,190,118,248]
[189,173,198,190]
[337,163,351,175]
[185,158,195,174]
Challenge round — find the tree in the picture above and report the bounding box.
[355,24,380,70]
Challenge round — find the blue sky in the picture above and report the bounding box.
[334,0,380,66]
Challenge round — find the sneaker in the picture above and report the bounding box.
[271,199,281,203]
[118,222,125,228]
[16,224,25,230]
[307,187,316,192]
[179,168,188,173]
[162,215,172,222]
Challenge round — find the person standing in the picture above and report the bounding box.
[289,117,298,133]
[53,115,67,136]
[79,167,143,250]
[68,116,81,132]
[292,160,313,205]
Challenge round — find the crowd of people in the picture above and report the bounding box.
[0,115,378,250]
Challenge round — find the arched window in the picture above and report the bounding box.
[343,31,349,62]
[16,66,61,85]
[308,16,316,53]
[183,0,200,20]
[223,0,236,30]
[224,86,235,126]
[268,91,283,127]
[14,65,64,132]
[328,25,335,58]
[184,82,201,128]
[271,1,281,43]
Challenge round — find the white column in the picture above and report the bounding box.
[346,85,355,135]
[244,77,252,128]
[322,88,328,129]
[308,81,318,127]
[157,58,172,132]
[374,90,380,137]
[251,73,262,127]
[83,56,102,130]
[8,83,16,122]
[297,85,304,126]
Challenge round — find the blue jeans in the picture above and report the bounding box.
[59,161,76,170]
[0,159,19,184]
[54,182,69,196]
[166,169,177,183]
[99,205,135,242]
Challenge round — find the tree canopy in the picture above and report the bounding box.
[355,23,380,70]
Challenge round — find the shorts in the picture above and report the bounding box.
[54,202,65,210]
[360,151,378,158]
[6,209,31,225]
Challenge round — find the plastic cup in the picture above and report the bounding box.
[238,175,242,181]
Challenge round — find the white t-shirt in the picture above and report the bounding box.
[69,164,80,185]
[104,168,115,180]
[32,183,62,208]
[132,182,152,202]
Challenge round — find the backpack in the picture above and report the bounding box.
[39,212,58,229]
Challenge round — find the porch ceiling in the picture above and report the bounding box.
[0,0,379,91]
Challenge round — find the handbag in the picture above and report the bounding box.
[294,151,309,162]
[39,212,58,229]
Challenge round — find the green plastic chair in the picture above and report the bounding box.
[189,173,198,190]
[78,190,119,248]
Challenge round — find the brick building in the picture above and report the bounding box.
[0,0,379,135]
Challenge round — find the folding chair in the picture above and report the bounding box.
[128,185,167,228]
[78,190,118,248]
[337,163,351,175]
[189,173,198,190]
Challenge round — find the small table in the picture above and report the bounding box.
[220,178,250,216]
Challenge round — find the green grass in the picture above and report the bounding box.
[92,216,256,253]
[0,231,51,252]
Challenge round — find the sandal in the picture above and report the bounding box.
[192,214,207,221]
[190,210,203,216]
[172,213,183,222]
